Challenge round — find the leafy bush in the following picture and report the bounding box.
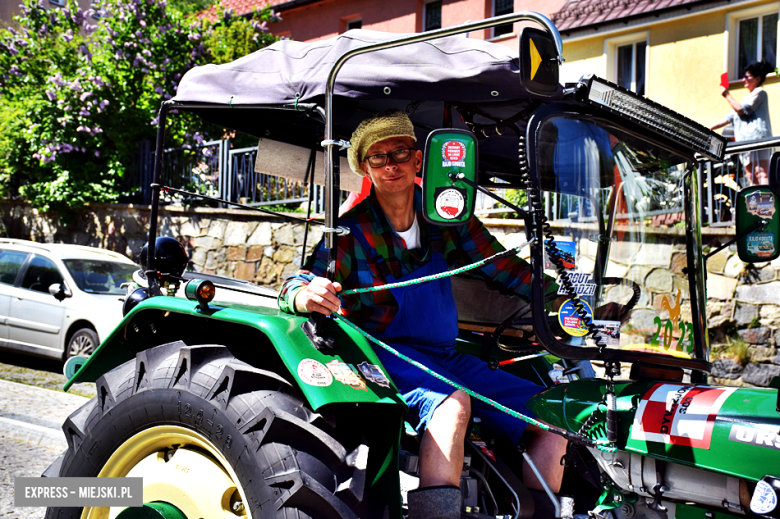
[497,189,527,218]
[0,0,280,215]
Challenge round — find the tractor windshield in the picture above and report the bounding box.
[535,113,708,363]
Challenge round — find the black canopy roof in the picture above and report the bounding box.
[174,29,554,106]
[172,29,563,181]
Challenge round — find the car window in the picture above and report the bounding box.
[21,255,64,293]
[0,250,30,285]
[63,259,136,295]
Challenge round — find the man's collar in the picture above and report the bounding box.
[367,184,423,235]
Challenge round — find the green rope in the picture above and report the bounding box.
[343,238,534,296]
[331,313,616,453]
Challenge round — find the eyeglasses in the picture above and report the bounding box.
[744,74,755,80]
[364,148,415,168]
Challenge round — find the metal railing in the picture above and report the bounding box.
[472,136,780,226]
[227,145,327,211]
[700,136,780,226]
[135,139,338,212]
[132,135,779,225]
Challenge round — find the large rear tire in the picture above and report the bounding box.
[45,342,368,519]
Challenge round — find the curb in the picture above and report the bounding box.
[0,416,66,451]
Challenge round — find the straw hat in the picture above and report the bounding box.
[347,110,416,176]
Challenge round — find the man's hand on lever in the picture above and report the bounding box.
[294,277,343,315]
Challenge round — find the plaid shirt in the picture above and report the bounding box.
[278,187,545,335]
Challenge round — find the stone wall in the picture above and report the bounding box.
[3,202,779,387]
[705,245,780,387]
[0,202,322,290]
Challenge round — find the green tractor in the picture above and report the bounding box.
[44,12,780,519]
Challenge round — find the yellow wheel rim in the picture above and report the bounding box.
[80,425,252,519]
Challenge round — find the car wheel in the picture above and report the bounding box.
[66,328,99,359]
[45,341,368,519]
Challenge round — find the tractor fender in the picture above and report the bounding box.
[65,296,406,412]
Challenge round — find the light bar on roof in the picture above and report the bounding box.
[582,76,726,162]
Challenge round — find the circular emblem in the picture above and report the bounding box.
[436,188,465,220]
[751,480,778,515]
[558,299,593,337]
[442,140,466,162]
[297,359,332,387]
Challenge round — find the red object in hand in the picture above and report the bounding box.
[720,72,729,90]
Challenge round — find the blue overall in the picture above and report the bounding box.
[349,223,541,445]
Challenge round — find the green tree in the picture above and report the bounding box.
[167,0,214,16]
[0,0,280,215]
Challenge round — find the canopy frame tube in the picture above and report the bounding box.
[322,12,564,250]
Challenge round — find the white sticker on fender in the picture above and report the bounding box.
[751,480,778,514]
[629,383,736,449]
[297,359,333,387]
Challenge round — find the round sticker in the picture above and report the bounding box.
[297,359,332,387]
[442,140,466,162]
[751,480,778,515]
[436,188,465,220]
[558,299,593,337]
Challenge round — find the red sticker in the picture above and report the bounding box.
[563,316,580,328]
[630,383,736,449]
[443,141,466,162]
[441,141,467,167]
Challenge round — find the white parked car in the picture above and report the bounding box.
[0,239,137,361]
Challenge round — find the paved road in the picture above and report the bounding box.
[0,438,62,519]
[0,379,90,518]
[0,353,96,399]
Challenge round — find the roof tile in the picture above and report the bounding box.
[551,0,704,31]
[197,0,289,21]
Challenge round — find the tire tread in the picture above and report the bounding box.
[45,341,368,519]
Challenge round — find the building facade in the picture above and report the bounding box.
[553,0,780,134]
[200,0,566,51]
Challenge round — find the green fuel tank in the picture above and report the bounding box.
[528,379,780,481]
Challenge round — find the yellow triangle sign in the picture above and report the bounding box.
[529,38,542,80]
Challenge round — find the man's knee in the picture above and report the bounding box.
[432,390,471,430]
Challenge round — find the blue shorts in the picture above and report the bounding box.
[374,342,542,445]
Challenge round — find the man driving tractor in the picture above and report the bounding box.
[278,110,567,518]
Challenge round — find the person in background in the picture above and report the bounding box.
[278,110,568,519]
[711,60,774,185]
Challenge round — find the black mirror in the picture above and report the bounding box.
[770,151,780,198]
[736,186,780,262]
[518,27,559,97]
[422,129,478,226]
[48,283,70,300]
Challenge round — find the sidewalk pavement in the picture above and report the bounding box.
[0,379,89,450]
[0,379,90,515]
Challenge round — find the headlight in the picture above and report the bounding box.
[185,279,216,311]
[580,75,726,161]
[122,287,150,316]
